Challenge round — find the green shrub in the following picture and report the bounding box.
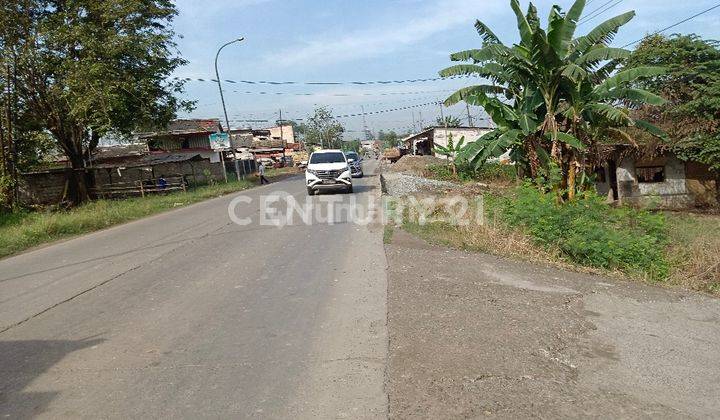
[499,185,669,279]
[0,179,253,258]
[427,162,516,183]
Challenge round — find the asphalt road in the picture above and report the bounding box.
[0,161,387,418]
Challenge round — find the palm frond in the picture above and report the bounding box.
[634,119,667,138]
[511,0,533,46]
[576,47,630,66]
[474,20,501,45]
[548,0,586,58]
[597,87,666,106]
[443,84,508,106]
[575,11,635,53]
[439,64,487,77]
[587,103,632,125]
[594,66,666,93]
[546,132,586,150]
[561,63,588,82]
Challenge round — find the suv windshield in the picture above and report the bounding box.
[310,152,346,164]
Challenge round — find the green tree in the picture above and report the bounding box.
[342,139,361,153]
[624,34,720,200]
[440,0,664,199]
[436,115,462,127]
[378,130,399,148]
[304,107,345,149]
[0,0,190,204]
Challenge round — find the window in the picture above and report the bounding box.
[594,167,607,183]
[636,166,665,183]
[310,152,346,164]
[181,138,190,149]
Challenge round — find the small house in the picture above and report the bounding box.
[595,145,718,209]
[402,126,493,156]
[136,119,225,163]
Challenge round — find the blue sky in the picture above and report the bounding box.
[172,0,720,137]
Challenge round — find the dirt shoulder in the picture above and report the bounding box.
[385,229,720,418]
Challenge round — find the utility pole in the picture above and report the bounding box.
[279,109,286,165]
[466,102,474,127]
[361,105,372,141]
[215,37,244,182]
[439,104,448,144]
[411,111,417,133]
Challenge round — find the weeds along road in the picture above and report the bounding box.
[0,161,387,418]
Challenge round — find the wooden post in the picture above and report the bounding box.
[138,180,144,198]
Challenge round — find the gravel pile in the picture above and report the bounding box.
[380,172,456,196]
[388,155,445,176]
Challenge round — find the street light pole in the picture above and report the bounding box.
[215,37,244,181]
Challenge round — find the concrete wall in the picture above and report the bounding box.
[18,169,73,206]
[432,128,492,157]
[19,159,227,206]
[268,125,295,144]
[94,160,226,187]
[616,154,694,209]
[594,165,612,199]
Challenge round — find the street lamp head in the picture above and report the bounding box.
[236,37,245,42]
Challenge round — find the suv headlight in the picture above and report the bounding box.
[306,169,319,176]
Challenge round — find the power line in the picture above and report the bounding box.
[579,0,624,25]
[620,3,720,48]
[227,89,455,97]
[578,0,617,23]
[174,75,471,86]
[226,100,442,123]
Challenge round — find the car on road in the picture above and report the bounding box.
[305,149,353,195]
[344,151,364,178]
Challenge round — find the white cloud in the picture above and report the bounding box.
[263,0,505,67]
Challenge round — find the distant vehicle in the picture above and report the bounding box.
[344,151,364,178]
[305,149,353,195]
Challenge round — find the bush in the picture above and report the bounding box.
[427,162,516,182]
[498,185,669,279]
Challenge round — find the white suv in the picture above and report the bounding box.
[305,149,353,195]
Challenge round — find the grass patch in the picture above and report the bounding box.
[665,212,720,293]
[383,225,394,244]
[498,186,669,280]
[400,185,673,283]
[0,179,254,259]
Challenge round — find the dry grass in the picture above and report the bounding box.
[400,192,563,268]
[666,212,720,294]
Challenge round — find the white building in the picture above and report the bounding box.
[402,126,493,156]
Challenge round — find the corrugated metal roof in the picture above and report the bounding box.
[89,153,205,169]
[136,119,222,138]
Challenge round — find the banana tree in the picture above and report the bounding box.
[440,0,665,198]
[432,134,466,176]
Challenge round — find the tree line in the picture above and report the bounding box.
[0,0,190,207]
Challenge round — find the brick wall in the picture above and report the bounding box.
[18,169,72,206]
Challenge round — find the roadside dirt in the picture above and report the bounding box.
[388,155,446,176]
[385,229,720,419]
